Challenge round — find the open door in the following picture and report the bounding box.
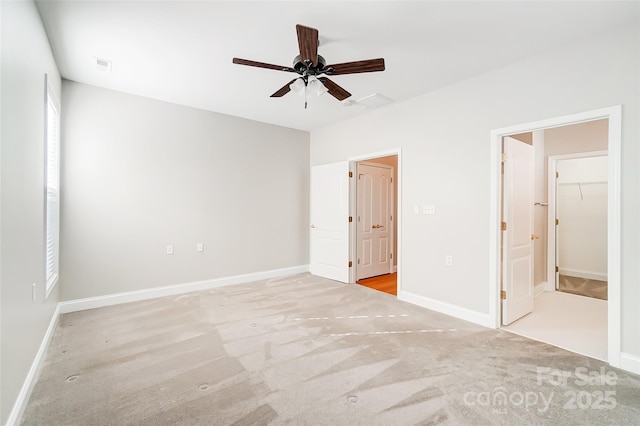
[310,161,350,283]
[502,136,535,325]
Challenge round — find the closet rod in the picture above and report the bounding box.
[557,181,607,185]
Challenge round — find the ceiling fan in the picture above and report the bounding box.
[233,24,385,108]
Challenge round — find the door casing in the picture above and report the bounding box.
[489,106,621,367]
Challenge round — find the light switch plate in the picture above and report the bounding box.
[423,204,436,215]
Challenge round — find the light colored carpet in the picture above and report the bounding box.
[502,291,607,361]
[22,273,640,425]
[558,275,607,301]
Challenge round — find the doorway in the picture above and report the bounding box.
[353,156,398,296]
[551,153,608,300]
[309,149,402,295]
[501,127,609,360]
[490,106,621,367]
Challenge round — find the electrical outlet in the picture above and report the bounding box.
[446,255,453,266]
[166,245,174,255]
[196,243,204,252]
[32,282,37,302]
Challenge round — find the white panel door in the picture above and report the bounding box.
[502,137,535,325]
[310,162,350,283]
[356,163,392,280]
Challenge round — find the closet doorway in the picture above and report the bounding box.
[492,110,620,364]
[552,154,608,300]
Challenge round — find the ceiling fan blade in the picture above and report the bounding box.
[324,58,385,75]
[318,77,351,101]
[296,24,319,67]
[233,58,296,73]
[270,79,298,98]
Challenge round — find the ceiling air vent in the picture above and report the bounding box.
[93,57,112,72]
[343,93,392,108]
[355,93,392,108]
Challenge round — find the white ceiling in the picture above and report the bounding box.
[36,1,640,131]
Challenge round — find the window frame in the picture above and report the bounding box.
[44,74,60,298]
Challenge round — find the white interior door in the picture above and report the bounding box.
[356,163,392,280]
[310,161,350,283]
[502,137,535,325]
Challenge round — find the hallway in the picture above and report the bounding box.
[357,273,397,296]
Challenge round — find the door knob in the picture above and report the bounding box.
[310,224,316,229]
[531,234,539,240]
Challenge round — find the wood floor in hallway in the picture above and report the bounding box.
[357,273,397,296]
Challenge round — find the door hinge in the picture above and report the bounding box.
[501,290,507,300]
[501,153,507,163]
[391,177,393,183]
[357,259,360,264]
[390,215,393,221]
[349,216,353,223]
[390,253,393,259]
[556,171,559,178]
[555,218,559,226]
[501,221,507,231]
[349,171,353,178]
[349,261,353,268]
[555,266,559,273]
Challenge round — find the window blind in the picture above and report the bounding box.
[45,84,60,294]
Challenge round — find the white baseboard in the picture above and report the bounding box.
[398,290,493,328]
[545,280,556,292]
[6,303,61,426]
[620,352,640,375]
[60,265,310,314]
[558,268,607,282]
[535,282,547,297]
[8,265,310,425]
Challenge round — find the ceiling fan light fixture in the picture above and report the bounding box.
[307,75,328,96]
[289,77,306,95]
[234,25,384,108]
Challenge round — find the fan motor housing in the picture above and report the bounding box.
[293,54,326,75]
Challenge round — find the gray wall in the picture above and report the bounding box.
[60,81,309,301]
[0,1,62,422]
[311,26,640,357]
